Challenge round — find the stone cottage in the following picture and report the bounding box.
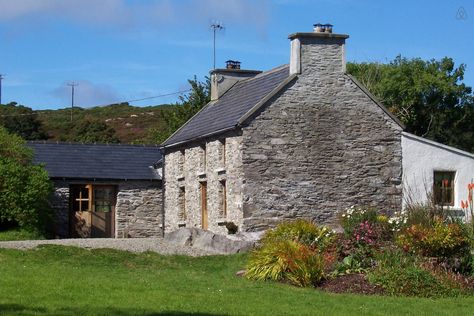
[28,142,163,238]
[161,25,405,234]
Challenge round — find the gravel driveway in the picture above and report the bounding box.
[0,238,219,257]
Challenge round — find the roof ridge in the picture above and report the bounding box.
[238,64,289,84]
[27,141,161,148]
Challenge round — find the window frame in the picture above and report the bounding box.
[433,170,456,207]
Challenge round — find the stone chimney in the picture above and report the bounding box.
[288,23,349,76]
[210,60,261,101]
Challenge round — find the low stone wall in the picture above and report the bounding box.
[50,179,162,238]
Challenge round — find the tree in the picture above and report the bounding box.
[72,119,120,143]
[0,127,53,232]
[0,102,48,140]
[347,56,474,153]
[150,77,210,144]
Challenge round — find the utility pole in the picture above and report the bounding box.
[210,22,224,70]
[67,81,78,123]
[0,74,4,105]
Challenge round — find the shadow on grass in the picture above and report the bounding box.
[0,304,228,316]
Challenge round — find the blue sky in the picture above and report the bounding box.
[0,0,472,110]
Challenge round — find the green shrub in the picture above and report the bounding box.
[368,249,463,297]
[397,220,471,259]
[246,239,325,287]
[262,219,334,251]
[0,127,53,232]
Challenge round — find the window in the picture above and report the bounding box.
[219,139,226,166]
[433,171,455,206]
[71,185,116,213]
[178,187,186,221]
[219,180,227,217]
[200,144,207,171]
[71,185,92,212]
[178,149,185,174]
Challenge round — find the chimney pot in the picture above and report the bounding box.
[324,24,333,33]
[225,60,241,69]
[313,23,324,33]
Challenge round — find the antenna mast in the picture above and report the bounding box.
[210,22,224,70]
[67,81,78,123]
[0,74,4,105]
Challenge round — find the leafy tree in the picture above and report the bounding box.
[347,56,474,152]
[150,77,210,143]
[0,102,48,140]
[0,127,53,232]
[71,119,120,143]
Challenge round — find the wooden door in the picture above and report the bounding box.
[70,184,116,238]
[70,185,92,238]
[91,186,116,238]
[200,182,208,230]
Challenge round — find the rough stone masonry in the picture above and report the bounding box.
[164,29,403,234]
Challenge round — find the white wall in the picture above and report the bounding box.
[402,132,474,212]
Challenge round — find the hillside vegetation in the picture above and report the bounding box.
[37,103,176,144]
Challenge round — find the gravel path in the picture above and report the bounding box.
[0,238,219,257]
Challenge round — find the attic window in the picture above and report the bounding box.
[433,171,455,206]
[219,139,226,166]
[200,144,207,172]
[178,149,185,174]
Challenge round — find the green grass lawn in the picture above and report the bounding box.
[0,245,473,316]
[0,228,45,241]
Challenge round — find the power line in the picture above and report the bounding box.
[0,89,191,118]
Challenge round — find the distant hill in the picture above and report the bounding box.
[37,103,176,144]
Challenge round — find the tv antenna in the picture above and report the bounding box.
[210,22,224,70]
[67,81,78,122]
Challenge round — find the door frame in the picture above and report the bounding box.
[200,181,208,230]
[69,183,117,238]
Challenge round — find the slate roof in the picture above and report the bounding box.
[163,64,291,147]
[27,142,162,180]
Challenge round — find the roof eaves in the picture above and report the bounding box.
[162,126,236,150]
[237,73,298,126]
[402,132,474,159]
[345,73,405,130]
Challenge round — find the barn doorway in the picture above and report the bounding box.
[70,184,116,238]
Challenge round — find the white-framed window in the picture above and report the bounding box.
[433,170,456,206]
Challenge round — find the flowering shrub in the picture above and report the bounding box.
[387,211,407,232]
[339,206,378,236]
[397,220,470,260]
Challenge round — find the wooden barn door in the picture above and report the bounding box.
[70,184,116,238]
[91,186,116,238]
[200,182,208,230]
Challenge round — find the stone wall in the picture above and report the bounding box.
[115,181,162,238]
[50,180,70,238]
[49,180,162,238]
[164,133,244,235]
[240,39,403,230]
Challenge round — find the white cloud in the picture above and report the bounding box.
[52,80,122,107]
[0,0,270,32]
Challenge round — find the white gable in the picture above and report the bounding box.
[402,132,474,213]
